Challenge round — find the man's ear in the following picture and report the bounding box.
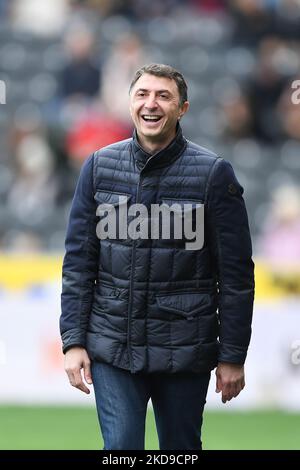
[179,101,190,119]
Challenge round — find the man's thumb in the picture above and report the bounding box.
[215,376,221,393]
[84,362,93,384]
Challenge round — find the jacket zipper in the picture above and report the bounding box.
[126,151,163,372]
[127,175,142,372]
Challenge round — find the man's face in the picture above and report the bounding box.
[129,73,189,147]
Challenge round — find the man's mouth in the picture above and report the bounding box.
[141,115,163,123]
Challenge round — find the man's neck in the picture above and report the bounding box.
[137,132,176,155]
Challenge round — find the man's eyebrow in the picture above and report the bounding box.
[135,88,172,94]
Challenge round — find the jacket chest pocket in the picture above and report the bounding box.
[158,198,204,250]
[94,190,132,241]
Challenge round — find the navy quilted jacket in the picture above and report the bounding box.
[60,126,254,373]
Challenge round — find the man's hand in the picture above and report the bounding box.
[215,362,245,404]
[64,346,92,394]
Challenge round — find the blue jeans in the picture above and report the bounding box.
[91,361,210,450]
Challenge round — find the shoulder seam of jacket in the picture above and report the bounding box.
[204,156,222,204]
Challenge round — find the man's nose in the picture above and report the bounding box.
[144,93,158,109]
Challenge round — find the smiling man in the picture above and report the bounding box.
[60,64,255,450]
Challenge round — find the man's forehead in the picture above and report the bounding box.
[133,73,178,93]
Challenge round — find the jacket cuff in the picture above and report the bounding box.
[61,328,86,354]
[218,343,247,365]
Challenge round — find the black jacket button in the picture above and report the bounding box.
[228,183,237,195]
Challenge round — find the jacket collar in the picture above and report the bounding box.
[131,124,187,172]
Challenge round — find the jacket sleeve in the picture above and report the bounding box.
[60,153,99,353]
[207,158,255,365]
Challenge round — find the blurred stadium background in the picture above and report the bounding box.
[0,0,300,450]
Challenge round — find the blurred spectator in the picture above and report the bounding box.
[1,230,44,252]
[221,92,254,139]
[101,32,148,122]
[121,0,182,20]
[69,0,115,19]
[7,134,58,224]
[229,0,274,46]
[61,26,101,99]
[277,79,300,141]
[245,37,289,142]
[273,0,300,40]
[65,107,131,166]
[258,185,300,270]
[189,0,226,12]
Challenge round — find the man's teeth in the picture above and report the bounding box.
[142,115,161,121]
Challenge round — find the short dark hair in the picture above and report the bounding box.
[129,63,188,106]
